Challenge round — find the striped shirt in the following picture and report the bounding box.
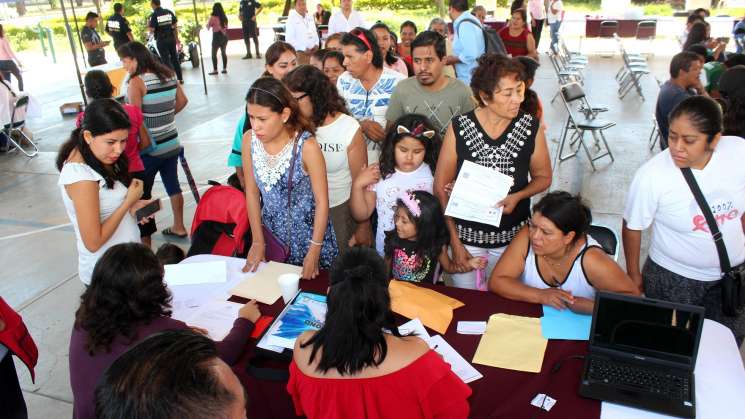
[140,72,180,158]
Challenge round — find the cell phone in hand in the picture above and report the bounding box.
[717,37,730,43]
[135,199,161,222]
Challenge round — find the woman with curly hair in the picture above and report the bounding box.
[68,243,261,419]
[283,65,367,251]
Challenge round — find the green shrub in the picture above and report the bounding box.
[356,0,435,11]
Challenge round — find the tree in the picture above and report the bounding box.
[283,0,291,16]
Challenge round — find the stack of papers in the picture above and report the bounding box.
[184,300,242,340]
[472,313,548,373]
[388,280,465,334]
[540,306,593,340]
[429,335,483,383]
[164,260,227,286]
[230,261,302,305]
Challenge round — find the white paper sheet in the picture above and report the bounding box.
[164,260,227,286]
[398,318,432,344]
[457,321,487,335]
[429,335,483,384]
[445,160,514,228]
[184,300,242,340]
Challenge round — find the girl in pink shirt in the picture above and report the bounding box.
[206,2,229,75]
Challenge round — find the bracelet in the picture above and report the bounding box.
[309,239,322,246]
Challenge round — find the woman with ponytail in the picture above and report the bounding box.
[287,246,472,419]
[488,191,639,313]
[56,99,145,285]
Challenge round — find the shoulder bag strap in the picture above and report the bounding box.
[680,167,732,272]
[285,132,301,248]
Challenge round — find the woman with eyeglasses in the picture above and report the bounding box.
[434,54,552,290]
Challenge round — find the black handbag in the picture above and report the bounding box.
[680,168,745,316]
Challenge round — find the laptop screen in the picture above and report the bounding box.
[592,293,704,366]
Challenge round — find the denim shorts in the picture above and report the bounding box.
[140,153,182,197]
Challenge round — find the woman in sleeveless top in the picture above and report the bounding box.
[499,8,538,59]
[241,77,337,279]
[119,41,189,244]
[489,192,639,313]
[434,54,552,290]
[283,65,367,253]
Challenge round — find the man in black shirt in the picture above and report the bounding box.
[148,0,183,82]
[106,3,134,50]
[239,0,262,59]
[81,12,109,66]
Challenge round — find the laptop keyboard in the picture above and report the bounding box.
[587,358,690,400]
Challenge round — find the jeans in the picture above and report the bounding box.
[0,60,23,91]
[156,38,183,82]
[550,21,562,50]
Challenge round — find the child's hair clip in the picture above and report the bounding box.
[397,123,435,140]
[399,191,421,217]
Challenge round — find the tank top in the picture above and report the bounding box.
[452,110,538,248]
[139,72,180,158]
[315,113,358,207]
[521,236,601,300]
[499,26,530,57]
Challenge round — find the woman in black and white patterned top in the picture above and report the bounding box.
[434,54,552,290]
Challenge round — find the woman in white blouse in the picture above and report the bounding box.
[283,65,367,251]
[56,99,145,284]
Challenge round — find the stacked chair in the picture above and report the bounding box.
[614,34,650,100]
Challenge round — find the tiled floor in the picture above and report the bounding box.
[1,36,743,418]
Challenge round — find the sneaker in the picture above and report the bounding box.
[208,71,218,75]
[242,54,252,60]
[221,69,227,74]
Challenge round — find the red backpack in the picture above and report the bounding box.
[187,185,251,257]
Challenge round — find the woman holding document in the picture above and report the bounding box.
[488,192,639,313]
[69,243,260,419]
[434,54,552,290]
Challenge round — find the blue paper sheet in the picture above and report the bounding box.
[540,305,592,340]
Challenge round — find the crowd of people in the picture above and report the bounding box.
[36,1,745,418]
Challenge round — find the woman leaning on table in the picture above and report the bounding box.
[622,95,745,344]
[240,77,338,279]
[433,54,552,290]
[287,246,471,419]
[489,191,640,313]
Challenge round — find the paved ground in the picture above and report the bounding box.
[1,34,743,418]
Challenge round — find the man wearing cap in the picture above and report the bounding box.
[719,64,745,138]
[81,12,109,66]
[655,51,707,150]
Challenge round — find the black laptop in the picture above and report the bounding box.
[579,292,705,418]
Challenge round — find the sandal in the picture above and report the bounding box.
[162,227,188,238]
[208,71,218,75]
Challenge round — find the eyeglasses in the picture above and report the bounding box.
[293,92,309,101]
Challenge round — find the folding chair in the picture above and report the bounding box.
[3,95,38,158]
[615,36,650,100]
[547,50,583,104]
[588,224,619,261]
[598,20,618,56]
[555,83,615,171]
[648,117,660,151]
[560,37,587,63]
[635,20,657,54]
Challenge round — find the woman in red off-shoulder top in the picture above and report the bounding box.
[287,247,471,419]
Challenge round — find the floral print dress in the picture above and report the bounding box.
[251,131,338,268]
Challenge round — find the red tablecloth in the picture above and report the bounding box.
[231,274,600,418]
[585,18,656,38]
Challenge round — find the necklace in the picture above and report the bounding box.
[541,242,577,268]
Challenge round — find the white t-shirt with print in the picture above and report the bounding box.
[337,68,407,164]
[316,113,360,208]
[624,135,745,281]
[370,163,433,255]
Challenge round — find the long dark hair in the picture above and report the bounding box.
[56,99,131,189]
[0,24,4,38]
[301,247,407,375]
[117,41,175,82]
[384,190,449,262]
[75,243,172,355]
[246,77,315,135]
[84,70,114,100]
[282,65,348,127]
[211,2,228,28]
[379,114,440,179]
[370,22,399,67]
[516,56,540,117]
[722,96,745,137]
[683,22,708,51]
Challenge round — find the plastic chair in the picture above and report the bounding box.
[3,95,38,158]
[588,224,619,261]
